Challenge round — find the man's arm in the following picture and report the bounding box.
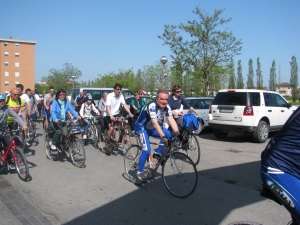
[123,104,133,117]
[7,107,26,128]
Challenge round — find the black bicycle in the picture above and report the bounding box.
[124,138,198,198]
[44,119,86,168]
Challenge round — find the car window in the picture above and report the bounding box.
[213,92,247,105]
[263,93,277,106]
[141,97,153,104]
[249,92,260,106]
[273,93,288,107]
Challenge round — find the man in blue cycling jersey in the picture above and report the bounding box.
[134,90,180,182]
[261,106,300,225]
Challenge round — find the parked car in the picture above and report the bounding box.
[183,97,214,134]
[208,89,297,143]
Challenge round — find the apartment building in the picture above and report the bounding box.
[0,38,36,93]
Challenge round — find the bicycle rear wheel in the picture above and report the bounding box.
[69,134,85,168]
[44,133,59,161]
[120,129,139,153]
[13,147,29,181]
[162,152,198,198]
[185,133,200,165]
[124,145,143,184]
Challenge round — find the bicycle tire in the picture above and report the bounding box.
[227,222,262,225]
[91,125,99,147]
[124,145,143,184]
[119,129,139,153]
[97,127,107,153]
[185,133,200,165]
[69,134,86,168]
[27,121,36,142]
[44,133,59,161]
[162,152,198,198]
[15,130,25,153]
[13,147,29,181]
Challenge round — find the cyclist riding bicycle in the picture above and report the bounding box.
[168,85,198,131]
[104,84,133,154]
[79,95,100,142]
[134,90,180,182]
[260,106,300,225]
[0,93,27,169]
[49,89,80,150]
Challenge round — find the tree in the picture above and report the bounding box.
[236,60,244,89]
[256,57,263,89]
[158,6,242,95]
[247,59,254,89]
[228,58,235,89]
[269,60,276,91]
[290,56,299,102]
[134,69,144,93]
[42,63,82,94]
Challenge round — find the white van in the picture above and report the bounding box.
[71,87,133,106]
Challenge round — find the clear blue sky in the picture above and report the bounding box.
[1,0,299,88]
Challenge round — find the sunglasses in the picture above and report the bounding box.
[0,100,5,102]
[59,93,66,96]
[13,94,20,96]
[176,91,182,93]
[115,88,122,91]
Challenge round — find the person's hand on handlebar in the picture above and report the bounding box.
[161,136,169,146]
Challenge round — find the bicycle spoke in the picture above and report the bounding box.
[162,152,198,198]
[14,148,29,181]
[124,145,143,184]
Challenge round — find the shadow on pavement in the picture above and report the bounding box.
[63,160,270,225]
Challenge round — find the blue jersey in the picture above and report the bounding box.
[134,101,172,131]
[261,106,300,180]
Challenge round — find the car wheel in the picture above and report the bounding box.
[253,121,269,143]
[213,129,228,139]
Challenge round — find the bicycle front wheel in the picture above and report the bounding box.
[44,133,59,161]
[28,121,36,142]
[69,134,86,168]
[13,147,29,181]
[185,133,200,165]
[124,145,143,184]
[162,152,198,198]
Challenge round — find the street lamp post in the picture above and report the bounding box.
[71,75,75,89]
[160,56,168,90]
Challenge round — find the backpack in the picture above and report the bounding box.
[183,113,199,131]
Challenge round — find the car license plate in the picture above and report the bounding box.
[219,109,233,113]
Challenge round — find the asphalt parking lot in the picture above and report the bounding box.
[0,124,292,225]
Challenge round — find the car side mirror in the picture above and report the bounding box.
[287,103,292,108]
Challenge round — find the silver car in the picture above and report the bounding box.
[183,97,214,134]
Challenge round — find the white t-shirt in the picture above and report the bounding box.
[34,94,41,101]
[104,92,125,116]
[20,93,30,103]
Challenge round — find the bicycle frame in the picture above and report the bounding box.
[1,138,20,167]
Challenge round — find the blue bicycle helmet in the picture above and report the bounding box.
[0,92,6,101]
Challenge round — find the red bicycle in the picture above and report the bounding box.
[0,136,29,181]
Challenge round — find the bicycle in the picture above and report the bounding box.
[97,116,138,154]
[0,135,29,181]
[26,115,36,142]
[124,137,198,198]
[44,119,86,168]
[7,122,26,152]
[80,117,99,147]
[178,129,201,165]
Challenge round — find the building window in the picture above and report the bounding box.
[4,52,8,56]
[5,72,9,77]
[15,52,19,57]
[15,62,19,67]
[15,43,19,47]
[4,62,9,66]
[4,81,9,85]
[15,72,19,77]
[15,81,20,85]
[4,42,8,46]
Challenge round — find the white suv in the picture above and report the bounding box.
[208,89,297,143]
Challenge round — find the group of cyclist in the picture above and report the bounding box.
[1,82,299,224]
